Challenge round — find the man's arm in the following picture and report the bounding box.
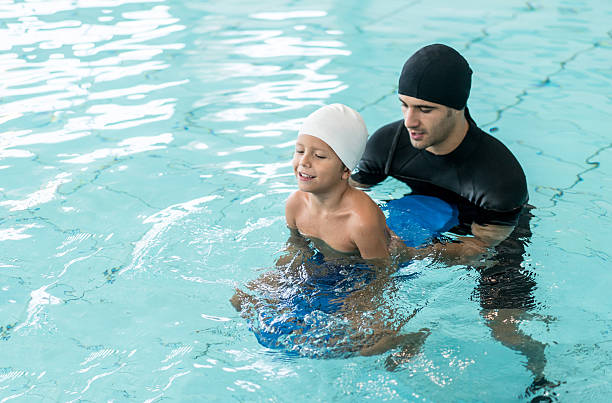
[349,177,372,188]
[350,120,403,189]
[397,222,514,265]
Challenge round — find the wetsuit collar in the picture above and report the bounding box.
[384,106,477,175]
[464,106,476,125]
[422,109,480,161]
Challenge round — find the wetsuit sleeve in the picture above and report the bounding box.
[350,120,400,186]
[475,207,523,227]
[469,132,529,227]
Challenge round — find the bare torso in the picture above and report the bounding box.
[286,186,391,259]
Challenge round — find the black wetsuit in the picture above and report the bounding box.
[352,114,527,228]
[351,114,537,310]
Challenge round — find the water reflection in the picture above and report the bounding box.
[0,173,72,211]
[250,11,328,20]
[1,3,185,130]
[0,1,410,401]
[189,21,351,122]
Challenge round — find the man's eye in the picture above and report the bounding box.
[295,150,304,154]
[315,154,326,159]
[420,107,433,113]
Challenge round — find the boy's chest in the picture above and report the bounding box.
[295,212,357,254]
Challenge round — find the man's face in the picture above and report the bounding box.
[399,94,460,154]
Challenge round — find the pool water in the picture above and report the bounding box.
[1,0,611,401]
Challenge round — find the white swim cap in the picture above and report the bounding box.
[297,104,368,171]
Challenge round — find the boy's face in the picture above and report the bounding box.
[292,134,349,193]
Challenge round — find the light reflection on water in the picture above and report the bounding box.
[0,0,611,401]
[0,4,188,198]
[1,2,341,397]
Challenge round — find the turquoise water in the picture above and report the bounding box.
[1,0,612,401]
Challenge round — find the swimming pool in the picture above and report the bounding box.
[1,0,611,401]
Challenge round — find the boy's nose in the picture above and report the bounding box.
[299,154,311,166]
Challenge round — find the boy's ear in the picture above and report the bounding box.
[341,166,351,180]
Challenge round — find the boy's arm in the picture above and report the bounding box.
[351,211,390,261]
[232,193,307,312]
[284,191,299,229]
[276,192,312,267]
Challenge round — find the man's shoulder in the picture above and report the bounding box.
[370,119,404,141]
[352,119,406,185]
[466,126,528,211]
[470,128,524,173]
[474,127,519,158]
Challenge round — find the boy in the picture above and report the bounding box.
[286,103,391,260]
[231,104,421,359]
[230,103,393,313]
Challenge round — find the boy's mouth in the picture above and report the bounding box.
[298,172,315,180]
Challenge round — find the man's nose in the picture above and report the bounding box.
[404,108,419,128]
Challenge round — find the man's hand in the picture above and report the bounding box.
[348,178,371,188]
[471,222,514,248]
[442,223,513,263]
[395,222,515,265]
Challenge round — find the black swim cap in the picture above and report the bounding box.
[398,44,472,110]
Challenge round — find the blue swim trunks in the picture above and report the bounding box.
[241,195,459,357]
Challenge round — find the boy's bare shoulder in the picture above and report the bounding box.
[286,190,298,204]
[286,190,307,208]
[347,188,386,229]
[345,188,390,259]
[349,187,383,213]
[285,191,307,228]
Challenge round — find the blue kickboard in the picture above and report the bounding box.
[384,195,459,247]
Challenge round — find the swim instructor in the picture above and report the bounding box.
[350,43,528,260]
[351,44,559,397]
